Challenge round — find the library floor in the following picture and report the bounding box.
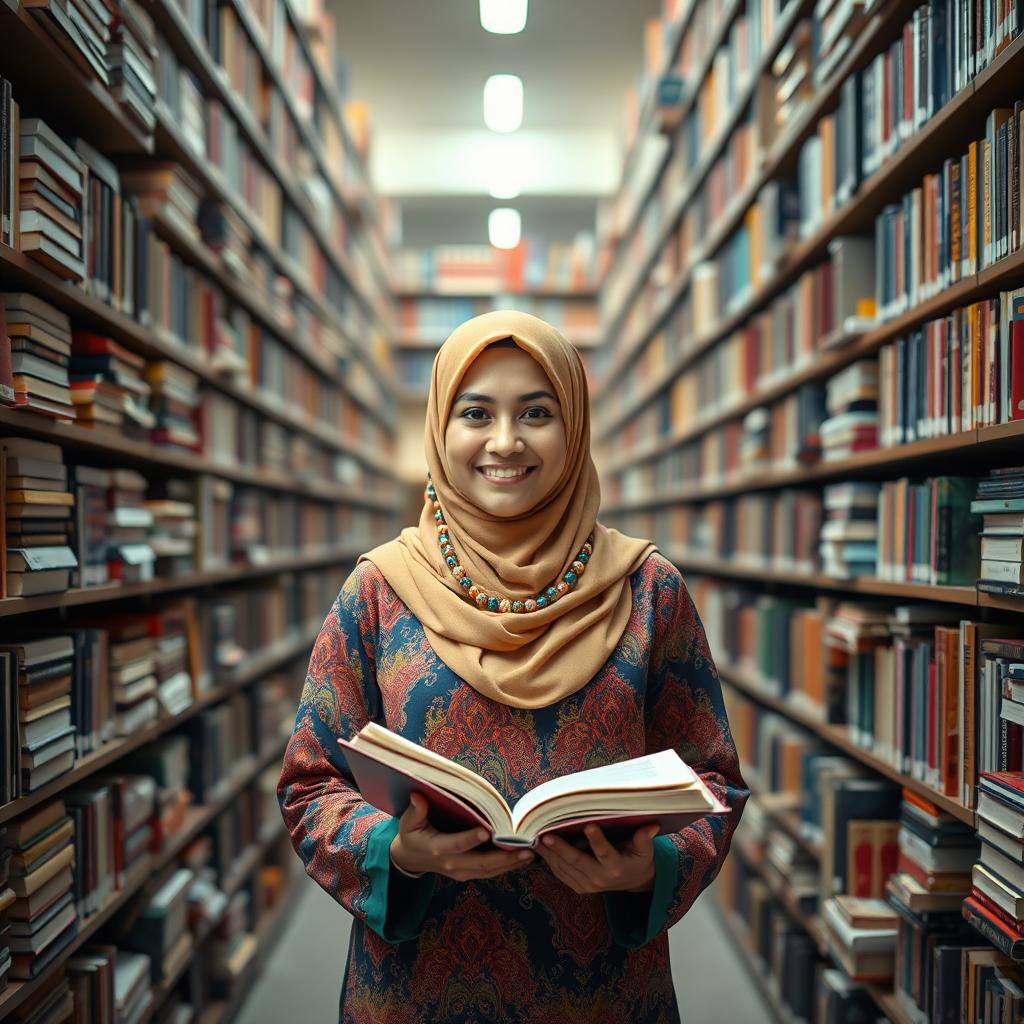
[236,876,769,1023]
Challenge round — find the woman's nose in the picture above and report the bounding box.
[486,419,523,455]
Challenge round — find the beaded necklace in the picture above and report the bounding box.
[426,479,593,613]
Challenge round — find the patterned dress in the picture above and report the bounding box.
[278,551,748,1024]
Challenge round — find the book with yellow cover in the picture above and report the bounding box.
[340,722,728,849]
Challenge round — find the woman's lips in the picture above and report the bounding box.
[477,466,536,485]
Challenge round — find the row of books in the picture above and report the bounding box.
[604,284,1024,495]
[0,84,391,427]
[0,582,318,802]
[597,0,1024,407]
[393,240,598,295]
[692,574,1024,810]
[0,437,387,598]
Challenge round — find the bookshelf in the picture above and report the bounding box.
[597,0,1024,1016]
[0,0,399,1014]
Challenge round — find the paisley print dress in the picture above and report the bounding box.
[278,551,748,1024]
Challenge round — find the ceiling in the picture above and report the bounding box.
[327,0,660,246]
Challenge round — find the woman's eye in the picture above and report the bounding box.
[461,407,488,421]
[523,407,552,419]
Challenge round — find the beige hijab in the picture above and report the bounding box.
[361,310,655,709]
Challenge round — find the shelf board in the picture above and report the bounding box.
[0,737,287,1020]
[664,550,981,606]
[601,425,1021,512]
[718,663,975,825]
[395,287,598,301]
[0,404,398,506]
[0,545,359,621]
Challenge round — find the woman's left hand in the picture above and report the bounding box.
[534,823,660,894]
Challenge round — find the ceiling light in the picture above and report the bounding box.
[488,165,521,199]
[488,208,521,249]
[480,0,527,34]
[483,75,523,133]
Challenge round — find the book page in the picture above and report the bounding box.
[510,749,699,832]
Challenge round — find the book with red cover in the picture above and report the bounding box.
[963,892,1024,960]
[339,722,729,850]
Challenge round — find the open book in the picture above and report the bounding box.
[339,723,729,849]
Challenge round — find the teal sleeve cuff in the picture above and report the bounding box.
[363,817,437,942]
[603,835,678,948]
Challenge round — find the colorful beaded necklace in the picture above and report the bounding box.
[426,479,593,613]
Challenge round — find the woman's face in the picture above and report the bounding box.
[444,344,567,518]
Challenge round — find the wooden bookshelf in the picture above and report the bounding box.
[0,735,288,1019]
[0,0,399,1014]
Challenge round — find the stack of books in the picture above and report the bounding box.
[146,486,197,578]
[69,332,154,439]
[113,949,153,1022]
[819,361,878,462]
[5,437,78,597]
[207,889,256,1000]
[107,0,158,134]
[818,483,880,579]
[0,829,11,992]
[66,947,117,1020]
[822,895,898,983]
[105,615,159,736]
[4,293,74,420]
[813,968,876,1024]
[106,468,155,584]
[975,469,1024,596]
[4,801,78,981]
[965,772,1024,956]
[4,637,78,795]
[18,119,85,282]
[145,360,200,451]
[120,163,201,244]
[199,200,252,284]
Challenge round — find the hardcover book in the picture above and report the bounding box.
[340,722,728,849]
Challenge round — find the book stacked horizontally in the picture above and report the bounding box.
[4,438,78,598]
[145,361,200,452]
[105,616,159,737]
[69,333,155,440]
[822,895,898,983]
[113,949,153,1022]
[975,468,1024,597]
[820,361,878,462]
[887,790,975,911]
[5,801,78,981]
[964,772,1024,957]
[25,0,111,84]
[120,162,201,245]
[96,772,156,892]
[3,293,75,420]
[819,483,880,579]
[106,0,158,135]
[18,120,85,282]
[106,468,155,584]
[145,482,197,578]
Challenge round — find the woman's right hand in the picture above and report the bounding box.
[390,793,534,881]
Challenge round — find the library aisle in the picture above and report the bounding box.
[235,878,770,1024]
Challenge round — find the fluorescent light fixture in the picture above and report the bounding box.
[488,207,521,249]
[480,0,527,34]
[483,74,523,133]
[488,165,521,199]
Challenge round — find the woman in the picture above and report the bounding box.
[278,310,748,1023]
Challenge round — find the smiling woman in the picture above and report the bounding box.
[277,310,748,1024]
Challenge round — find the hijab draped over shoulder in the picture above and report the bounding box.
[360,310,655,709]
